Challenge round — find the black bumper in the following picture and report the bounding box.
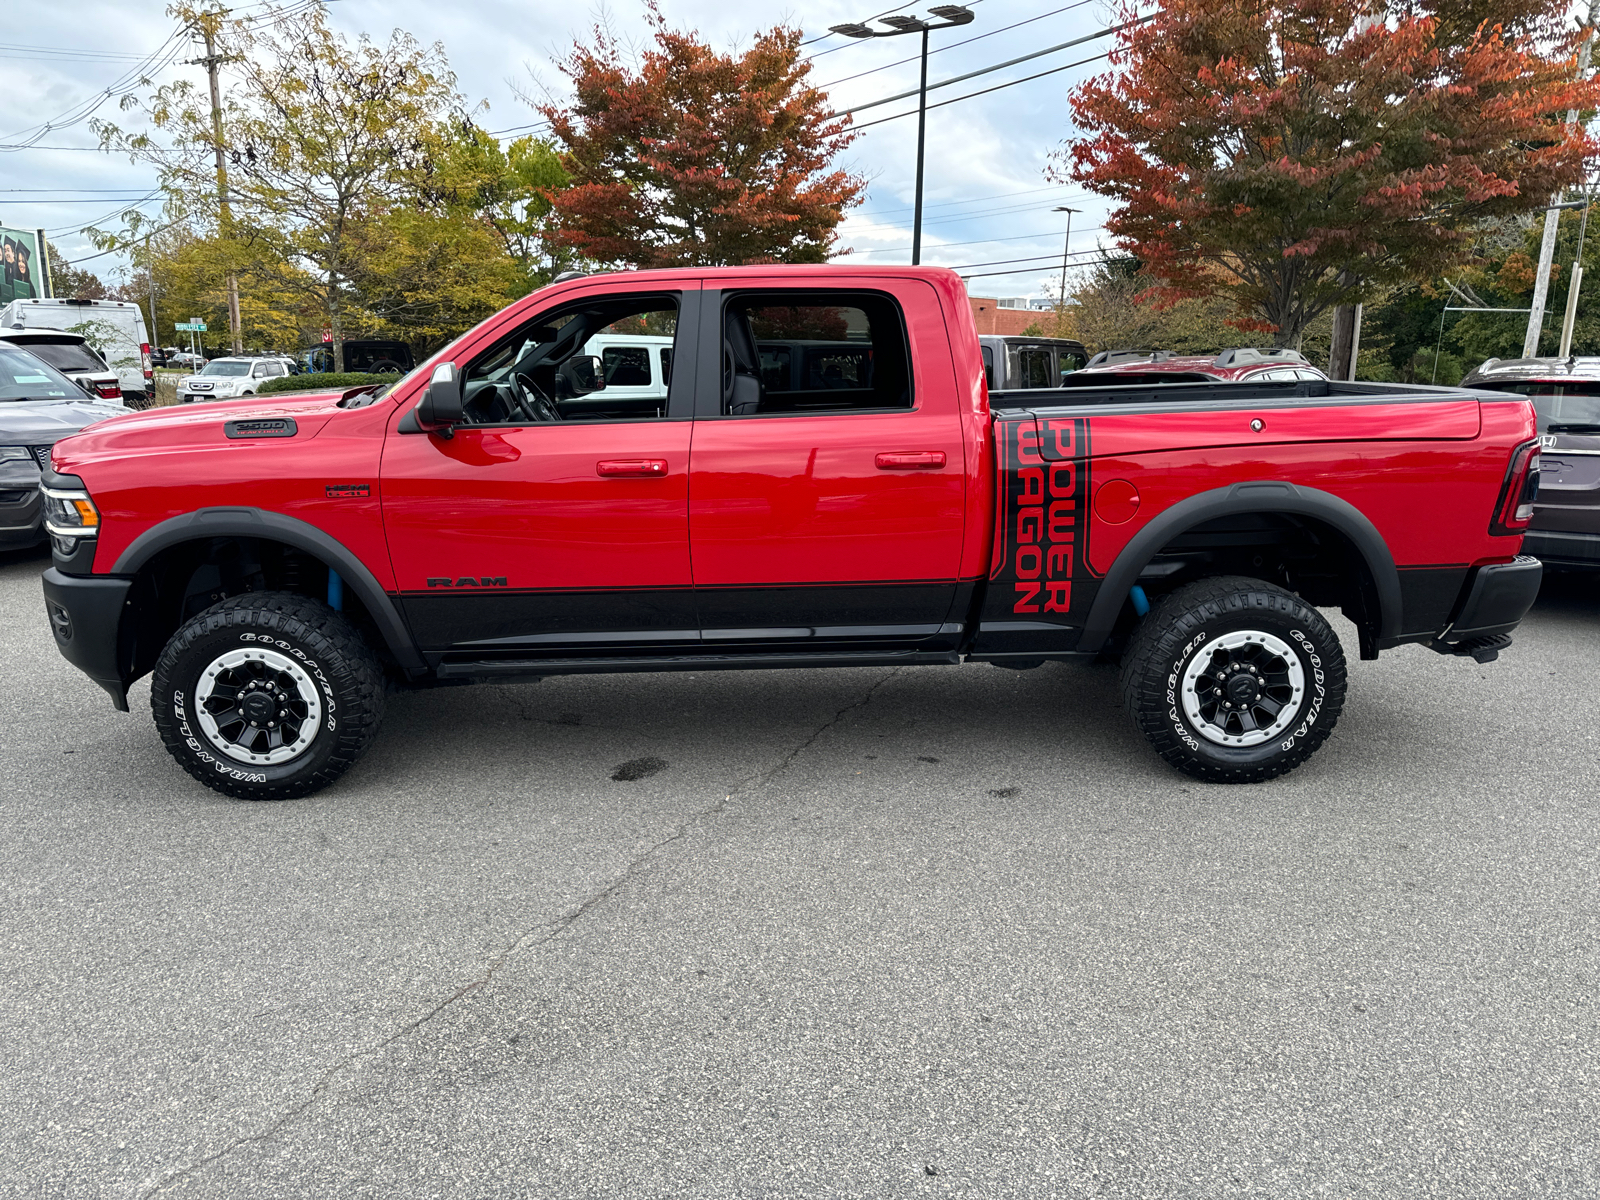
[41,566,133,711]
[1523,529,1600,567]
[1437,555,1543,644]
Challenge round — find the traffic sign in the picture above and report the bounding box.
[174,321,208,332]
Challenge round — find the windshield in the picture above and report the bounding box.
[0,344,84,401]
[1478,380,1600,430]
[201,361,251,377]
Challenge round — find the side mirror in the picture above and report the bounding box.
[557,355,606,396]
[415,362,463,433]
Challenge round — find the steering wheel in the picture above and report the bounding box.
[511,370,562,423]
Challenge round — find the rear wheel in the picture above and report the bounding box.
[1119,576,1347,783]
[151,592,384,799]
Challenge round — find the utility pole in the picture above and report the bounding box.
[1525,2,1597,360]
[829,6,976,265]
[191,16,243,355]
[1053,205,1079,333]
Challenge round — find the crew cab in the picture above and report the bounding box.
[39,266,1543,800]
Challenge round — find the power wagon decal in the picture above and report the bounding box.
[977,415,1099,650]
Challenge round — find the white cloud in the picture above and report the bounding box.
[3,0,1119,296]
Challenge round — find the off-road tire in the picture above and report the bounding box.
[151,592,384,800]
[1119,575,1347,784]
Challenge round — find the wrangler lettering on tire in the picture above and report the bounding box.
[151,592,384,800]
[1119,576,1348,783]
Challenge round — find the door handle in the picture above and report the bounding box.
[596,458,669,477]
[875,451,946,470]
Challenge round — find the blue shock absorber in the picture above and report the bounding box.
[1129,584,1150,616]
[327,568,344,612]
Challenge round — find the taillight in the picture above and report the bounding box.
[140,343,153,381]
[1489,439,1541,535]
[96,381,123,399]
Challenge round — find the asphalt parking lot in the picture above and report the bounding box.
[2,542,1597,1199]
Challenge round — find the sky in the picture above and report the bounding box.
[0,0,1122,302]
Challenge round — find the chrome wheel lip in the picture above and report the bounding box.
[1180,629,1305,748]
[195,646,322,765]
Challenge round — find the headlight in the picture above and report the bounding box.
[41,487,100,539]
[0,446,31,461]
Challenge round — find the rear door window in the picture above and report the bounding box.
[722,292,912,415]
[600,346,651,386]
[1018,348,1053,389]
[981,345,994,389]
[13,340,104,373]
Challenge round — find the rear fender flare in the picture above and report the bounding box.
[111,507,425,674]
[1078,480,1400,654]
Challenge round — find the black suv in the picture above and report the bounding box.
[300,339,415,375]
[1460,356,1600,567]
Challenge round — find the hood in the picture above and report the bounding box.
[0,397,133,442]
[51,390,350,471]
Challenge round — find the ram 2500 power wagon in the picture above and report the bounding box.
[39,266,1544,799]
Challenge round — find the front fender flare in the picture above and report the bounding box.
[111,506,426,674]
[1078,480,1401,655]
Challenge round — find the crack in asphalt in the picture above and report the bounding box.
[138,667,900,1197]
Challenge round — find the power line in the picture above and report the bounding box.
[847,224,1106,255]
[855,195,1091,228]
[959,259,1109,280]
[831,15,1148,118]
[851,49,1112,132]
[940,247,1111,271]
[814,0,1094,91]
[857,184,1068,219]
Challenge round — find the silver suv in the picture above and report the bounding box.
[176,356,292,402]
[1460,356,1600,568]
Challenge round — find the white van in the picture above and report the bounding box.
[0,298,153,406]
[582,333,674,405]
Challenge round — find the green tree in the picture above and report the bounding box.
[96,2,493,370]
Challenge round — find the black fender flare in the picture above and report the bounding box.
[1077,480,1401,654]
[112,507,426,674]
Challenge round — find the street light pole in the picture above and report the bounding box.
[830,6,976,266]
[1053,205,1080,310]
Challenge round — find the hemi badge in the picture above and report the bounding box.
[224,417,297,439]
[326,483,370,498]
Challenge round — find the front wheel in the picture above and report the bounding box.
[151,592,385,799]
[1119,576,1347,783]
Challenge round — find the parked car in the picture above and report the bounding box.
[0,340,128,549]
[176,356,294,402]
[1068,347,1329,385]
[300,339,414,375]
[41,265,1541,800]
[167,351,205,370]
[1,297,153,406]
[0,329,121,400]
[978,335,1090,391]
[1460,356,1600,568]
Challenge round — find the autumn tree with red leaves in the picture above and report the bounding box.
[540,5,864,268]
[1059,0,1600,343]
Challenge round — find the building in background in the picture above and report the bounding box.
[967,295,1060,335]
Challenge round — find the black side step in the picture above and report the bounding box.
[435,649,962,680]
[1429,633,1512,664]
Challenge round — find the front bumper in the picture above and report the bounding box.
[41,566,134,710]
[1436,555,1543,645]
[0,485,43,548]
[1523,529,1600,567]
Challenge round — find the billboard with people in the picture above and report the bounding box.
[0,227,53,303]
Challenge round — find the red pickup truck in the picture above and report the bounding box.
[39,266,1543,799]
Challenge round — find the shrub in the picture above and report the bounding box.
[257,372,394,396]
